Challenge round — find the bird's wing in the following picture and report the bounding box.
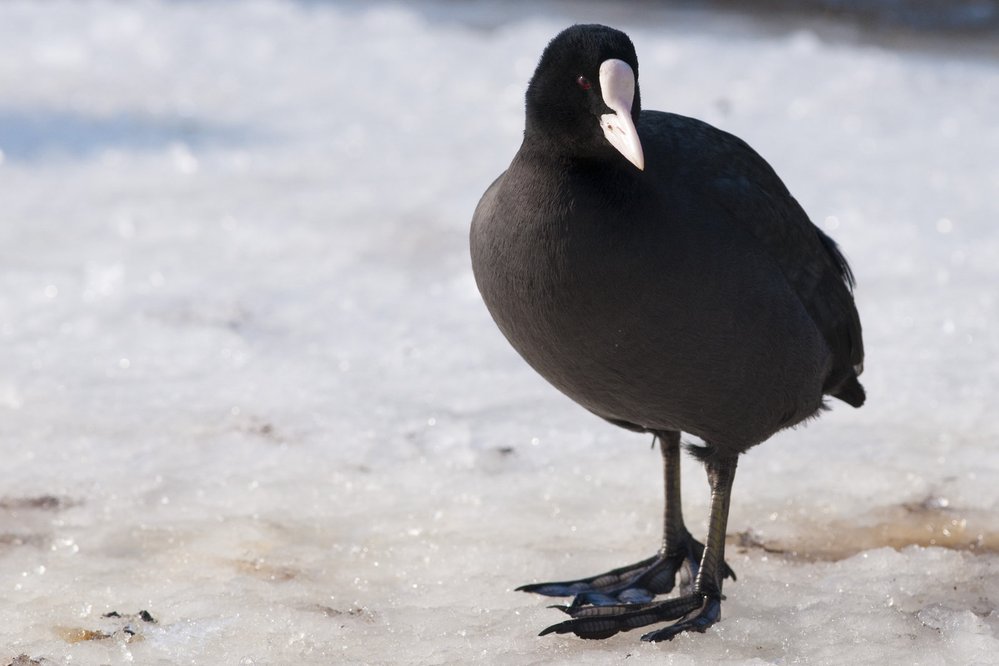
[702,157,864,405]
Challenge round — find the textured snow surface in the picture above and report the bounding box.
[1,1,998,663]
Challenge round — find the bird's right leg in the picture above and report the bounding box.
[517,431,734,608]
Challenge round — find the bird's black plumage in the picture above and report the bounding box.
[470,24,864,642]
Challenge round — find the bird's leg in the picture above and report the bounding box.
[654,431,736,596]
[538,452,739,641]
[518,432,734,609]
[640,454,737,641]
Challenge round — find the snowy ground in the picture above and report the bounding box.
[1,1,998,663]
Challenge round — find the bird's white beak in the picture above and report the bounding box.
[599,59,644,171]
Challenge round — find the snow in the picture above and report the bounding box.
[0,0,998,663]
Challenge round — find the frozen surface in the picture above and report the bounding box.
[1,1,998,663]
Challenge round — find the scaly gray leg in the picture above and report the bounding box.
[519,433,734,610]
[538,451,739,641]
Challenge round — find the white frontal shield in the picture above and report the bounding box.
[598,59,645,171]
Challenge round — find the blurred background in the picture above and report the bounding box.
[686,0,999,35]
[0,1,997,664]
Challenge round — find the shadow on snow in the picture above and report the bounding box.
[0,108,251,162]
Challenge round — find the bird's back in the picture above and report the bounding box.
[638,111,865,406]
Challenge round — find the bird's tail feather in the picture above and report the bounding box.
[832,376,865,408]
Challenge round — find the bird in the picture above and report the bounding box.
[469,24,865,642]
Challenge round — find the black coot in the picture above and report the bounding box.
[470,24,864,642]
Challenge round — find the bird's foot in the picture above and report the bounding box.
[640,596,720,642]
[516,553,663,605]
[538,593,720,640]
[517,533,734,609]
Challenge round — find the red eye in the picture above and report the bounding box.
[576,75,592,91]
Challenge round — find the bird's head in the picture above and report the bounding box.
[525,24,644,171]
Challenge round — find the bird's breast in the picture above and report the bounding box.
[470,166,830,442]
[472,189,685,425]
